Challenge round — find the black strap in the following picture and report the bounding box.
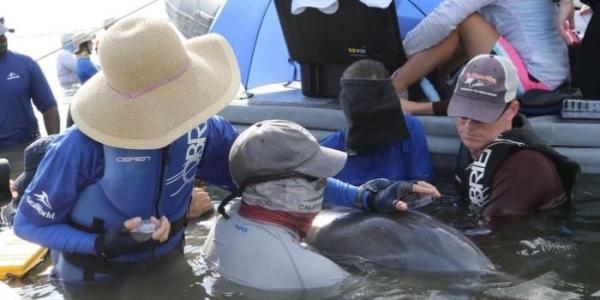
[217,191,240,220]
[168,214,187,240]
[62,238,184,281]
[0,159,12,204]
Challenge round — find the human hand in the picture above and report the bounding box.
[188,187,214,219]
[411,181,441,199]
[407,181,442,209]
[94,216,170,259]
[557,0,576,44]
[359,179,441,213]
[95,217,157,259]
[149,216,171,243]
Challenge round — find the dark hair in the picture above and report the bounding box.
[341,59,389,80]
[76,41,92,55]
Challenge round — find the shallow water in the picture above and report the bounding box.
[2,175,598,299]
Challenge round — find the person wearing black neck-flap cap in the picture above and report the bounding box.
[320,59,434,185]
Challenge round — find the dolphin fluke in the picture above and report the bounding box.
[306,208,494,273]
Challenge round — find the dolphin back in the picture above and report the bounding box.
[306,208,494,273]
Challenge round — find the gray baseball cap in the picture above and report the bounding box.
[229,120,347,186]
[448,54,518,123]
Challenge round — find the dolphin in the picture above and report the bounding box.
[305,208,495,273]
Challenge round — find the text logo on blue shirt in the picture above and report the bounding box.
[25,191,55,220]
[116,156,151,163]
[6,72,20,81]
[166,124,207,196]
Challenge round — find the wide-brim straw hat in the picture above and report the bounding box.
[71,16,241,149]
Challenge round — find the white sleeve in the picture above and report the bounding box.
[402,0,495,56]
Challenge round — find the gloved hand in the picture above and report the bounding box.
[357,178,414,213]
[95,219,160,259]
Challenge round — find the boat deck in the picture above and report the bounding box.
[219,84,600,175]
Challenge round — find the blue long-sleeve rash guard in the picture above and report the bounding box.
[14,116,360,254]
[320,114,434,185]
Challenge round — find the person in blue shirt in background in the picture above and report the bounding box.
[321,59,434,186]
[66,32,99,127]
[0,19,60,176]
[73,32,98,84]
[13,17,440,283]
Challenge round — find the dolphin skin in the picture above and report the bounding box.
[306,208,494,273]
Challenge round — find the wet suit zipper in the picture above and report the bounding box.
[151,146,169,259]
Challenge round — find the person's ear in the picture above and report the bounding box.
[504,100,520,119]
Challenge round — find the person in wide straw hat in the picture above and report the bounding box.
[12,16,242,282]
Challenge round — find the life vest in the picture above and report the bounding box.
[57,124,209,280]
[454,114,580,212]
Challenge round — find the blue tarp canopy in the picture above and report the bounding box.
[209,0,440,90]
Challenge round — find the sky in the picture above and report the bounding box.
[3,0,168,58]
[2,0,169,130]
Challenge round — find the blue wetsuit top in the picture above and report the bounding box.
[14,116,360,255]
[76,57,98,84]
[320,114,433,185]
[0,51,57,147]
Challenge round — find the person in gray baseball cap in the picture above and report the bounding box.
[203,120,439,294]
[449,54,579,221]
[203,119,349,294]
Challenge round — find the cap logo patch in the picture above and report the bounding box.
[460,72,499,97]
[464,72,497,87]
